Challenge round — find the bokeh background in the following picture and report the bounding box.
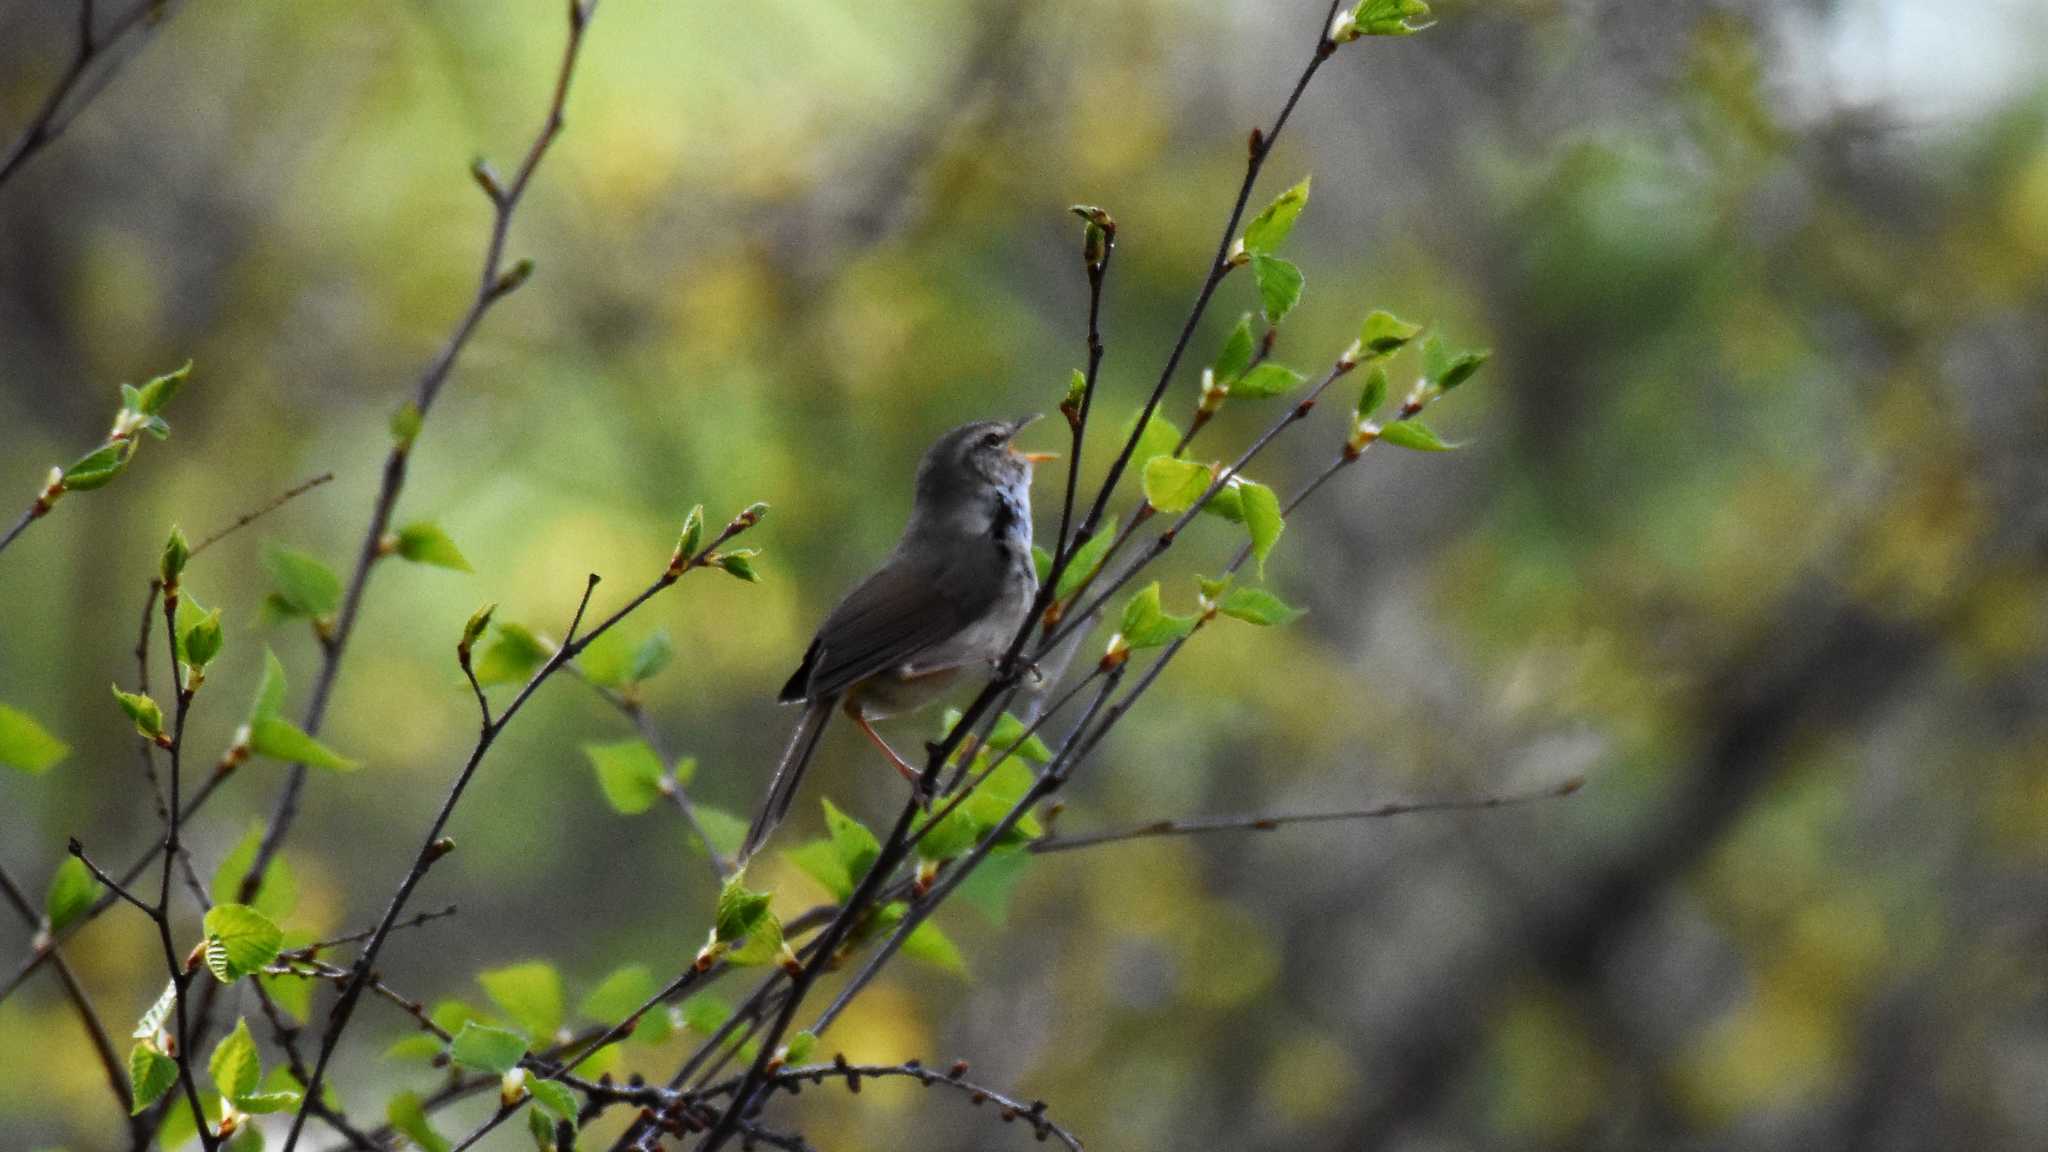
[5,0,2048,1149]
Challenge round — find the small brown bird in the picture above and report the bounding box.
[738,417,1053,863]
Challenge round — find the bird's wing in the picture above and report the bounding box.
[786,545,1001,702]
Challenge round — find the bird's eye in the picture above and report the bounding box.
[980,432,1003,448]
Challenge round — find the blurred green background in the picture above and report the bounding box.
[4,0,2048,1148]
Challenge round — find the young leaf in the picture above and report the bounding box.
[987,712,1052,763]
[179,607,224,669]
[1233,363,1304,398]
[1359,310,1422,356]
[480,962,564,1040]
[160,526,190,587]
[61,442,131,490]
[675,504,705,559]
[584,740,665,815]
[1251,254,1304,324]
[134,361,191,417]
[209,1019,263,1103]
[680,994,732,1035]
[1213,313,1257,382]
[475,622,551,686]
[203,904,284,983]
[1240,480,1285,579]
[0,703,69,774]
[134,979,178,1041]
[1143,457,1213,514]
[716,549,761,582]
[1118,583,1199,650]
[1421,335,1489,392]
[212,824,297,923]
[1121,410,1182,472]
[1054,516,1118,602]
[780,1031,818,1066]
[822,798,880,882]
[112,686,165,741]
[45,856,100,933]
[957,850,1029,925]
[1220,586,1307,626]
[129,1044,178,1114]
[1064,368,1087,410]
[1243,176,1311,254]
[784,840,852,902]
[1357,365,1390,418]
[714,876,774,943]
[394,522,473,572]
[903,921,967,976]
[1202,482,1245,523]
[692,806,747,860]
[1379,420,1456,452]
[250,648,289,722]
[449,1022,528,1076]
[628,630,675,682]
[914,805,981,862]
[578,964,668,1044]
[529,1078,578,1129]
[1354,0,1434,36]
[1031,545,1052,584]
[249,715,355,771]
[262,545,342,618]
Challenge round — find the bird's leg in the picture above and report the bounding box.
[842,697,921,784]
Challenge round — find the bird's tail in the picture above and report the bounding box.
[738,697,834,865]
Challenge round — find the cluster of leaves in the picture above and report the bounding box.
[53,363,189,495]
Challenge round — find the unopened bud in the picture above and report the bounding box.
[425,837,457,864]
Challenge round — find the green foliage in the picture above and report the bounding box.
[786,838,852,899]
[160,526,190,587]
[1252,254,1304,324]
[691,806,747,860]
[128,1044,177,1114]
[1143,456,1212,514]
[480,962,564,1039]
[449,1021,528,1075]
[528,1078,578,1135]
[210,1019,301,1113]
[584,740,666,815]
[61,443,132,491]
[903,921,967,975]
[780,1030,818,1066]
[393,522,473,571]
[203,903,284,983]
[0,704,68,774]
[250,648,289,722]
[679,994,732,1035]
[132,362,190,418]
[212,824,297,923]
[716,548,762,582]
[1219,586,1306,626]
[1360,309,1423,357]
[579,964,671,1044]
[44,856,100,933]
[1358,365,1390,418]
[675,504,704,560]
[388,1089,451,1152]
[987,712,1052,762]
[1243,176,1310,254]
[1122,410,1182,474]
[1240,479,1285,577]
[1120,583,1198,650]
[249,715,355,771]
[714,875,775,944]
[629,630,675,682]
[179,605,224,670]
[914,805,981,861]
[1380,420,1456,452]
[262,544,342,619]
[1346,0,1433,38]
[1234,362,1305,398]
[1214,314,1257,382]
[958,850,1029,924]
[1055,517,1118,601]
[1421,335,1490,392]
[476,622,552,686]
[823,798,881,881]
[111,685,164,741]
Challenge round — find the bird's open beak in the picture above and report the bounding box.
[1006,414,1058,463]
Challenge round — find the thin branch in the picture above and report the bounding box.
[0,0,173,192]
[153,580,220,1151]
[733,1058,1083,1152]
[569,668,733,883]
[190,471,334,556]
[65,841,154,916]
[1029,777,1587,854]
[0,862,135,1135]
[285,903,458,956]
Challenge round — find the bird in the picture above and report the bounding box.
[738,416,1054,864]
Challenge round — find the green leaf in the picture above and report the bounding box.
[249,715,355,771]
[1118,583,1198,650]
[1220,587,1306,626]
[236,1088,301,1114]
[1213,314,1256,382]
[716,549,762,582]
[61,442,131,490]
[1201,483,1245,524]
[1031,545,1052,584]
[460,602,496,656]
[903,921,967,975]
[250,649,289,723]
[692,806,747,860]
[679,994,732,1035]
[628,630,675,682]
[1357,365,1390,418]
[1064,368,1087,410]
[964,757,1043,841]
[1252,254,1304,324]
[1121,410,1181,473]
[1422,335,1489,392]
[134,361,191,417]
[780,1031,817,1066]
[1359,310,1422,356]
[449,1022,528,1075]
[1379,420,1456,452]
[134,979,178,1041]
[957,850,1029,925]
[675,504,705,560]
[1142,457,1213,514]
[263,545,341,618]
[987,712,1051,763]
[0,703,69,774]
[574,627,636,687]
[476,622,551,686]
[1354,0,1433,36]
[584,740,664,815]
[822,798,880,882]
[261,970,312,1023]
[45,856,100,933]
[1053,517,1117,602]
[111,686,164,741]
[129,1044,178,1114]
[212,824,297,923]
[1233,362,1304,398]
[1242,176,1310,254]
[1240,480,1285,579]
[579,964,668,1044]
[179,607,224,669]
[209,1019,262,1102]
[393,522,473,572]
[715,875,774,943]
[387,1090,451,1152]
[783,840,852,901]
[915,805,981,861]
[725,908,787,967]
[480,962,564,1040]
[160,526,191,587]
[203,904,284,983]
[529,1078,577,1130]
[390,401,423,445]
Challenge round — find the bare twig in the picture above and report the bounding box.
[0,862,135,1136]
[0,0,175,192]
[190,472,334,556]
[721,1058,1084,1152]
